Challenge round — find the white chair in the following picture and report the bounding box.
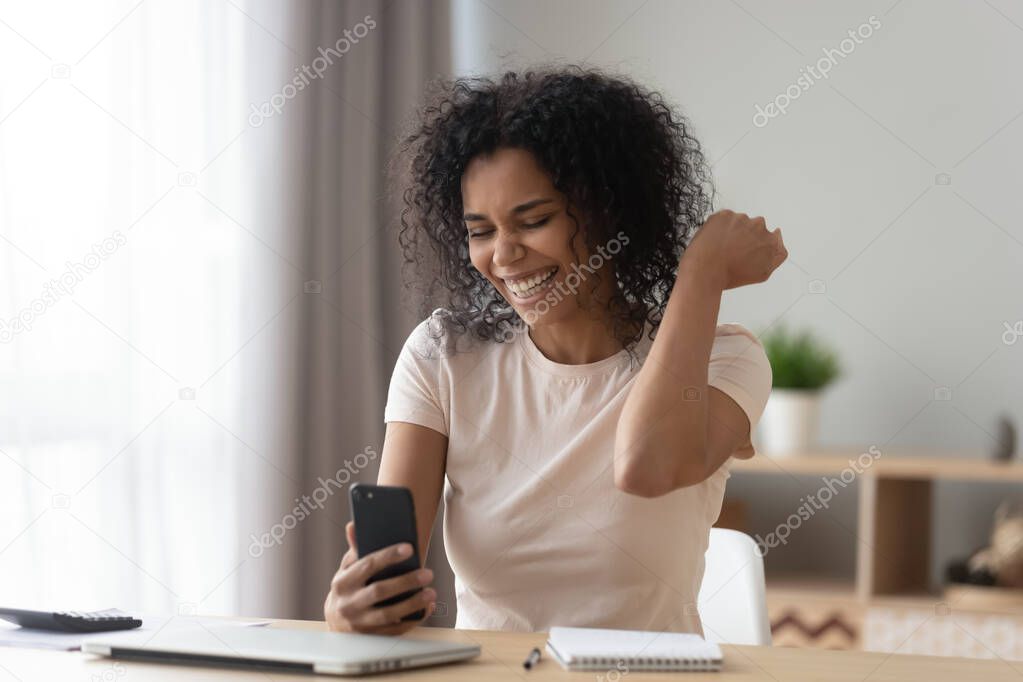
[697,528,772,645]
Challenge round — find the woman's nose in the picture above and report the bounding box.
[492,232,525,267]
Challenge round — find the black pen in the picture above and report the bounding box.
[523,646,541,670]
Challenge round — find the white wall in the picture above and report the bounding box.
[449,0,1023,586]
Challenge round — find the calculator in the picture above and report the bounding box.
[0,607,142,632]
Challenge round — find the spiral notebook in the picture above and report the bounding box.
[545,626,723,672]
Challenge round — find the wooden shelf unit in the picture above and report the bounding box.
[732,450,1023,482]
[729,449,1023,602]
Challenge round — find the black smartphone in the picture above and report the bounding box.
[348,483,425,622]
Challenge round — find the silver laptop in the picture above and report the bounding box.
[81,625,480,676]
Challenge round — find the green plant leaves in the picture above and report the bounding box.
[761,324,841,390]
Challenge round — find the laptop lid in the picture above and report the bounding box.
[81,625,481,676]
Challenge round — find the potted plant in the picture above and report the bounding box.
[756,325,841,456]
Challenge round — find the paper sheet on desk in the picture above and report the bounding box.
[0,615,270,651]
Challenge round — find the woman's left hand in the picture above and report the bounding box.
[685,210,788,290]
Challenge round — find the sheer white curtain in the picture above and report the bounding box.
[0,0,301,617]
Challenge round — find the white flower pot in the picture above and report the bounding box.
[756,389,821,456]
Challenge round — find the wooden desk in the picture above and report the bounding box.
[1,618,1020,680]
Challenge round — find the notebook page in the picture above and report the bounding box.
[548,626,722,662]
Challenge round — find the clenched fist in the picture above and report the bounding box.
[685,210,788,290]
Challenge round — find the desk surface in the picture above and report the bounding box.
[1,618,1020,681]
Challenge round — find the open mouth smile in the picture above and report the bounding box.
[503,266,558,300]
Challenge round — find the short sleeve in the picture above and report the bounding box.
[383,318,449,436]
[708,324,773,457]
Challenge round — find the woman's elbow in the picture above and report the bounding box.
[613,462,669,498]
[613,450,710,497]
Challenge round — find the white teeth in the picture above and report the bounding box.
[505,267,557,297]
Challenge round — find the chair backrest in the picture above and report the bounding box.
[697,528,772,646]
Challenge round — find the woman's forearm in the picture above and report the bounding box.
[614,250,724,497]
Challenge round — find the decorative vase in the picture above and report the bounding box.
[756,388,821,456]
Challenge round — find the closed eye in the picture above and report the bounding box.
[467,216,549,239]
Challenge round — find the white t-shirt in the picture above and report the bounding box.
[383,310,772,634]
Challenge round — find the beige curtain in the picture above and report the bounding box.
[262,0,456,621]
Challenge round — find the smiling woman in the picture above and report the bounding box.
[324,65,786,637]
[391,65,714,351]
[458,147,631,359]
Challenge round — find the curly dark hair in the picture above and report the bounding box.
[389,64,714,351]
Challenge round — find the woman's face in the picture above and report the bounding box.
[461,147,603,327]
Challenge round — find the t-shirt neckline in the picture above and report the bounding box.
[517,327,632,377]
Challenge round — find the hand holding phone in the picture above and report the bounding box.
[323,484,436,634]
[350,484,427,620]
